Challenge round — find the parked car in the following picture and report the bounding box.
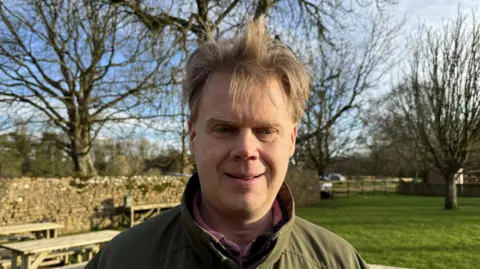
[319,173,346,182]
[319,174,330,180]
[328,173,346,181]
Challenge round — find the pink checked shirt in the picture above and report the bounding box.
[193,191,283,265]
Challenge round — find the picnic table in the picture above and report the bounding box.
[0,223,64,240]
[120,202,179,227]
[0,230,120,269]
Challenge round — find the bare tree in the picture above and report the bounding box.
[292,10,403,176]
[364,107,428,179]
[108,0,399,174]
[0,0,175,176]
[387,12,480,209]
[111,0,398,44]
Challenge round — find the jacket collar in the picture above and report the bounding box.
[180,173,296,268]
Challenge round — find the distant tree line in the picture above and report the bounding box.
[0,126,191,178]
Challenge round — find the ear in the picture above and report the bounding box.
[289,124,297,157]
[188,120,196,153]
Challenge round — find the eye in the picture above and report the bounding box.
[257,128,274,135]
[256,128,278,141]
[213,125,234,133]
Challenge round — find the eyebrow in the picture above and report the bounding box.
[205,117,282,128]
[205,118,233,127]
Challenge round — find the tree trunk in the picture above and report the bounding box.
[77,152,97,177]
[444,172,457,210]
[317,163,327,178]
[70,129,97,177]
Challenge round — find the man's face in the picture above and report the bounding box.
[189,72,297,216]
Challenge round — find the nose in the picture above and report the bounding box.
[230,129,260,161]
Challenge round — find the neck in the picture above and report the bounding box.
[199,198,273,253]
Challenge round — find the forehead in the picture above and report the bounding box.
[198,72,292,124]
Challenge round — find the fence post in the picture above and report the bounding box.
[361,180,364,197]
[373,180,376,196]
[385,180,387,196]
[331,183,334,200]
[347,182,350,199]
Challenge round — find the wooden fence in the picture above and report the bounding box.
[325,180,480,199]
[325,180,400,199]
[397,181,480,197]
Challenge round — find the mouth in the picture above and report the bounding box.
[226,173,264,181]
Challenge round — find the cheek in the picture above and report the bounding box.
[260,142,291,171]
[195,137,228,163]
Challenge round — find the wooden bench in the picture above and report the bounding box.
[0,248,13,269]
[0,235,33,244]
[119,202,179,227]
[0,248,10,258]
[0,258,11,269]
[0,248,77,268]
[0,230,119,269]
[0,223,64,240]
[57,261,88,269]
[0,245,98,268]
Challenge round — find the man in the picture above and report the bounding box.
[86,17,369,269]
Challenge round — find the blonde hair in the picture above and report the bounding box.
[183,16,310,122]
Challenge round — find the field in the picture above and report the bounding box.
[296,195,480,269]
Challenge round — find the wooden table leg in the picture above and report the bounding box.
[21,254,32,269]
[136,209,155,224]
[130,209,134,227]
[121,211,129,227]
[76,252,83,263]
[29,252,48,269]
[11,252,18,269]
[64,252,70,265]
[87,249,94,260]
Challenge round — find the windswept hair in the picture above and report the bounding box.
[183,16,310,122]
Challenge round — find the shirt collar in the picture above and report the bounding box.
[192,190,284,258]
[180,173,296,267]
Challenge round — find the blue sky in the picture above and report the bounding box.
[386,0,479,51]
[390,0,478,27]
[2,0,479,151]
[368,0,480,93]
[348,0,480,152]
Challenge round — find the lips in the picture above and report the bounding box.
[226,173,264,181]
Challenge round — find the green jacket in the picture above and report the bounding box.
[86,174,369,269]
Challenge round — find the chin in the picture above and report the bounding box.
[225,195,265,213]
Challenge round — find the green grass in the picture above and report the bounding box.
[296,195,480,269]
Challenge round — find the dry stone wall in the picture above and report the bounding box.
[284,169,320,207]
[0,176,187,234]
[0,171,320,234]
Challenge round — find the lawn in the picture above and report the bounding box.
[296,195,480,269]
